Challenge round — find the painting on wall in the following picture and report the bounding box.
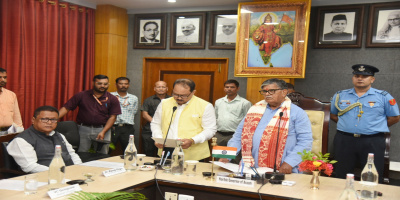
[314,5,364,48]
[209,11,238,49]
[170,12,206,49]
[235,0,311,78]
[133,14,167,49]
[366,2,400,48]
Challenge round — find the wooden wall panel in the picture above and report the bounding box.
[246,78,293,104]
[95,5,128,92]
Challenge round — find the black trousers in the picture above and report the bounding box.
[333,130,385,183]
[142,129,158,157]
[112,125,134,151]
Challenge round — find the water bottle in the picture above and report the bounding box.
[124,135,137,171]
[171,140,184,175]
[338,174,359,200]
[48,145,65,190]
[360,153,378,199]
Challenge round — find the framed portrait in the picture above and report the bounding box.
[235,0,311,78]
[366,2,400,48]
[209,11,238,49]
[314,5,364,48]
[170,12,206,49]
[133,14,167,49]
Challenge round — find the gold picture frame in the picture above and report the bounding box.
[235,0,311,78]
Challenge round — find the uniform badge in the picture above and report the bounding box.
[359,66,365,71]
[389,99,396,106]
[368,101,375,107]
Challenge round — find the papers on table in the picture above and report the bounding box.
[152,137,179,148]
[211,161,273,175]
[79,161,124,169]
[0,179,47,191]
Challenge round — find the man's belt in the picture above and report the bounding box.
[0,126,11,131]
[80,124,103,128]
[113,124,133,127]
[339,130,384,138]
[217,131,235,136]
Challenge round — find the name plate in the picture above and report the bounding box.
[47,184,82,199]
[103,167,126,177]
[216,176,255,188]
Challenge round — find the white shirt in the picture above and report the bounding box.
[151,99,216,144]
[7,131,82,173]
[216,32,237,43]
[215,95,252,132]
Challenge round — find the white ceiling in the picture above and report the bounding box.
[62,0,400,14]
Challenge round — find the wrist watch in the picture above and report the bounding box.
[190,138,195,144]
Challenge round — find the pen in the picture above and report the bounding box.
[159,151,165,165]
[250,166,261,178]
[240,160,244,176]
[162,151,170,166]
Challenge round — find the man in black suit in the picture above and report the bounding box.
[323,14,353,41]
[140,21,160,43]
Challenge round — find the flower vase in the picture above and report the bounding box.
[310,171,320,190]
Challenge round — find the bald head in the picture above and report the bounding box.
[388,10,400,27]
[154,81,168,95]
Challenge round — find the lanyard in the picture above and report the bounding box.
[117,96,129,107]
[93,95,108,106]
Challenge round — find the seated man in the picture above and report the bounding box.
[221,79,312,174]
[7,106,82,173]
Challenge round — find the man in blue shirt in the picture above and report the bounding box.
[331,64,400,182]
[221,79,312,174]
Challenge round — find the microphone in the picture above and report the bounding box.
[265,111,285,184]
[161,106,177,153]
[156,106,177,166]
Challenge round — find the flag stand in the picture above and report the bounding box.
[207,137,217,181]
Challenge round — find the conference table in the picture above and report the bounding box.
[1,156,400,200]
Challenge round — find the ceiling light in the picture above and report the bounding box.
[168,0,176,3]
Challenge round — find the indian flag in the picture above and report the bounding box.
[212,146,237,159]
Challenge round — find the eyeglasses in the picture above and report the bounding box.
[172,92,192,99]
[388,18,400,22]
[259,89,283,95]
[39,118,58,123]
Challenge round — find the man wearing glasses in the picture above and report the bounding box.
[151,79,217,161]
[59,75,121,154]
[7,106,82,173]
[220,79,312,174]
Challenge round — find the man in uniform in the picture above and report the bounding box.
[215,79,251,146]
[141,81,170,156]
[331,64,400,182]
[151,79,217,161]
[59,75,121,154]
[0,67,23,132]
[111,77,138,151]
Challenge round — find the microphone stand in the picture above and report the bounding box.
[265,112,285,184]
[155,106,177,166]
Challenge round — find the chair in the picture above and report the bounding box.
[287,92,330,155]
[0,142,26,179]
[55,121,110,163]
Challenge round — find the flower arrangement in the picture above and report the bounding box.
[297,150,337,176]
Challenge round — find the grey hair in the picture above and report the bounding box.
[260,79,288,89]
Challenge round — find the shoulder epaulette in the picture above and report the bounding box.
[379,90,389,96]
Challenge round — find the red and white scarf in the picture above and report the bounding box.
[241,97,291,169]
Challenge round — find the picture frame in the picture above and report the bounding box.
[209,11,238,49]
[235,0,311,78]
[366,2,400,48]
[170,12,206,49]
[133,14,167,49]
[314,5,364,48]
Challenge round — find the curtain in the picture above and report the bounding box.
[0,0,95,128]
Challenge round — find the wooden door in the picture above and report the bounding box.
[142,58,229,104]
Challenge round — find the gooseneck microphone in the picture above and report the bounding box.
[162,106,177,153]
[265,111,285,184]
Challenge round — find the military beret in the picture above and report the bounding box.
[332,14,347,22]
[352,64,379,76]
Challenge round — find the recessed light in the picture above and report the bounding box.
[168,0,176,3]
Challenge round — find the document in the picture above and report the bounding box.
[152,137,179,147]
[211,161,273,175]
[79,161,124,169]
[0,179,47,191]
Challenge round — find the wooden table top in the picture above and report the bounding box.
[1,156,400,200]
